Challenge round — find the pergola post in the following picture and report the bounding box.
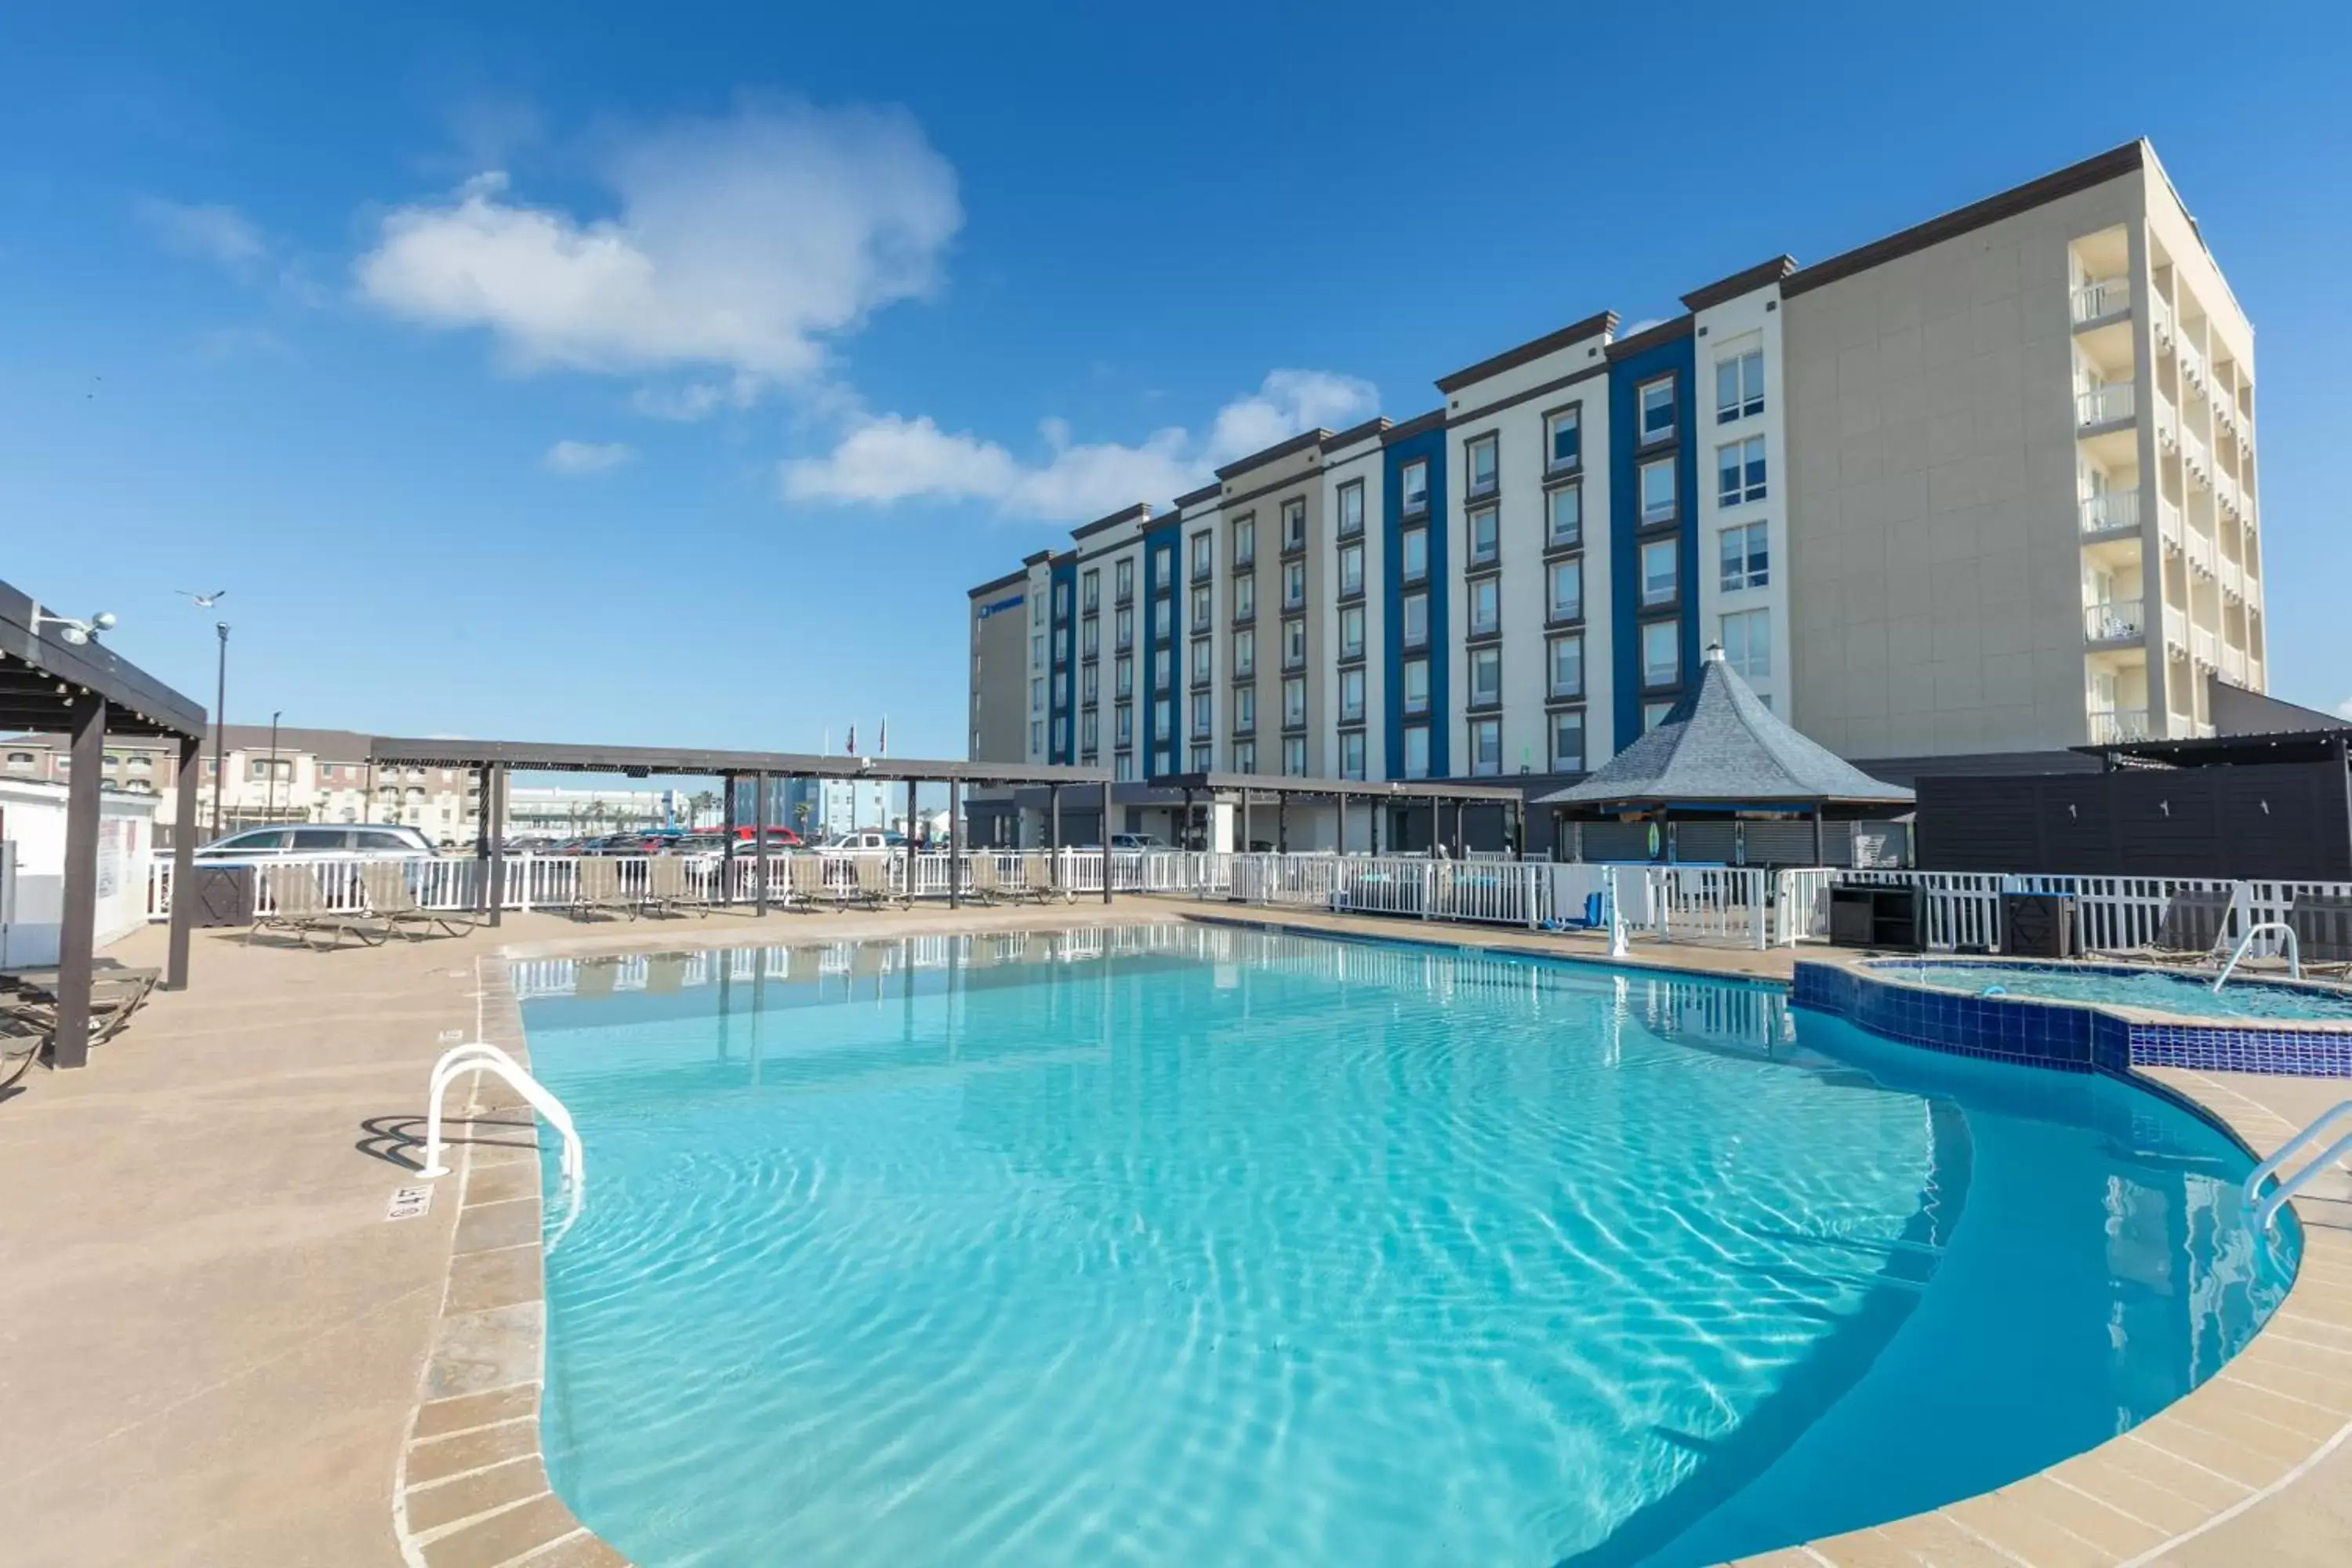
[1181,786,1195,852]
[1813,804,1826,867]
[1370,800,1381,855]
[1048,783,1062,898]
[753,770,770,916]
[164,731,200,990]
[1279,796,1290,853]
[1427,794,1439,856]
[1240,789,1252,857]
[1334,794,1346,855]
[1100,776,1114,905]
[49,695,105,1069]
[485,764,507,927]
[474,765,493,919]
[947,779,962,909]
[720,772,738,907]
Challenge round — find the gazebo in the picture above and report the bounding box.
[1537,644,1912,863]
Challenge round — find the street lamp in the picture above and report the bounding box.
[266,710,282,821]
[29,605,117,644]
[212,623,230,834]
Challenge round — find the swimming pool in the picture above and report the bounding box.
[1878,958,2352,1022]
[521,926,2294,1567]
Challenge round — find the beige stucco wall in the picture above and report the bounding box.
[1784,166,2152,758]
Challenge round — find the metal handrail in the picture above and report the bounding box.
[2246,1099,2352,1231]
[420,1041,583,1192]
[2213,920,2301,992]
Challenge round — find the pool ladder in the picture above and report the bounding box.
[2212,921,2301,993]
[2245,1099,2352,1232]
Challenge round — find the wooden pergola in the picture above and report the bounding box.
[2,579,209,1068]
[367,737,1115,914]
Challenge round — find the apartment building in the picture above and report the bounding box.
[966,140,2267,842]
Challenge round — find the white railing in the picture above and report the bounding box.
[2151,293,2175,350]
[2187,530,2216,579]
[2071,276,2130,324]
[2089,708,2151,745]
[2078,382,2135,427]
[2219,554,2243,601]
[1830,873,2352,960]
[2247,1102,2352,1232]
[2222,644,2247,683]
[2193,625,2218,666]
[2158,495,2183,554]
[2162,603,2188,656]
[2183,430,2212,488]
[2179,340,2208,394]
[2080,488,2140,534]
[2083,599,2143,643]
[2156,395,2179,450]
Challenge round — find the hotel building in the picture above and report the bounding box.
[966,141,2266,845]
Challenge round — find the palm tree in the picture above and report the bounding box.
[689,789,720,829]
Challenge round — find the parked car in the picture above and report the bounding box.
[818,831,898,853]
[1109,833,1167,851]
[193,824,439,862]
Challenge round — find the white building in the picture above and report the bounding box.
[0,775,159,969]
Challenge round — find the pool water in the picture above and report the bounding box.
[1886,959,2352,1022]
[523,927,2294,1567]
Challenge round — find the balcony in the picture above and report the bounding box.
[2157,496,2183,554]
[2150,294,2175,352]
[2071,276,2131,326]
[2083,598,2143,644]
[2079,488,2140,535]
[2192,626,2217,668]
[2077,382,2134,429]
[2181,431,2212,490]
[2177,341,2209,398]
[2162,602,2187,655]
[2155,395,2178,451]
[2089,707,2152,744]
[2186,528,2216,579]
[2223,644,2248,684]
[2215,471,2244,523]
[2219,554,2244,601]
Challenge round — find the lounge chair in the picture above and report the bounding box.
[361,862,480,940]
[250,863,390,949]
[572,856,640,922]
[965,852,1007,905]
[1014,851,1058,905]
[647,856,720,919]
[786,854,833,913]
[1,960,162,1065]
[2108,887,2234,967]
[849,855,902,910]
[2288,894,2352,979]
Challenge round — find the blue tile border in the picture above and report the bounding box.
[1795,959,2352,1079]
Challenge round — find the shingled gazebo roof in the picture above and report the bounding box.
[1537,645,1913,813]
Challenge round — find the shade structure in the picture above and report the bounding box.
[1537,645,1913,813]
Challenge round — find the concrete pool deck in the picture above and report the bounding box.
[1,898,2347,1566]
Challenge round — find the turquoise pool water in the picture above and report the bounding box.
[522,927,2295,1567]
[1884,959,2352,1022]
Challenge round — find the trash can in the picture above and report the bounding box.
[2001,892,2075,959]
[182,863,257,928]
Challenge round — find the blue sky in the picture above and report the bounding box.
[4,2,2347,755]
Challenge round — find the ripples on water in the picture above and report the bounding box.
[520,926,2293,1567]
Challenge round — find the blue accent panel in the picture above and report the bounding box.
[1049,557,1077,764]
[1381,427,1448,779]
[1606,332,1700,748]
[1141,516,1181,778]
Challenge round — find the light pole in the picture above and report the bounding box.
[212,622,230,835]
[266,710,281,821]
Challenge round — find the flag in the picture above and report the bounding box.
[846,724,857,756]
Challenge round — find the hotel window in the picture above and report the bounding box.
[1283,676,1307,728]
[1116,655,1134,698]
[1116,704,1133,744]
[1283,736,1308,776]
[1639,375,1676,445]
[1639,456,1677,524]
[1465,434,1498,498]
[1545,406,1581,473]
[1192,700,1212,739]
[1082,618,1099,657]
[1717,436,1766,506]
[1339,666,1366,723]
[1190,744,1213,771]
[1082,568,1099,612]
[1401,458,1429,518]
[1339,729,1367,781]
[1403,656,1431,717]
[1402,591,1429,650]
[1156,543,1174,578]
[1546,483,1581,549]
[1233,515,1255,567]
[1191,637,1211,687]
[1152,746,1172,775]
[1721,521,1769,591]
[1283,560,1305,609]
[1337,480,1365,539]
[1191,584,1212,632]
[1153,597,1171,639]
[1339,541,1364,597]
[1468,576,1500,637]
[1031,631,1045,671]
[1283,616,1306,669]
[1548,632,1584,699]
[1116,751,1135,781]
[1054,626,1070,665]
[1153,648,1172,689]
[1468,717,1501,776]
[1721,608,1773,677]
[1548,558,1582,622]
[1031,720,1045,754]
[1116,557,1134,601]
[1642,619,1681,688]
[1338,603,1365,661]
[1234,739,1257,775]
[1082,665,1099,703]
[1716,348,1765,423]
[1467,504,1498,567]
[1550,709,1585,772]
[1153,696,1171,735]
[1191,532,1214,581]
[1644,701,1675,732]
[1233,626,1256,678]
[1401,524,1428,583]
[1641,538,1679,607]
[1234,574,1256,621]
[1403,724,1431,779]
[1236,685,1257,729]
[1054,580,1070,616]
[1081,711,1099,752]
[1468,645,1501,708]
[1282,497,1306,551]
[1116,606,1134,649]
[1030,676,1047,715]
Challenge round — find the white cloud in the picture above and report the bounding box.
[354,102,961,387]
[135,198,267,275]
[543,439,636,475]
[780,368,1379,523]
[2336,698,2352,720]
[628,372,764,422]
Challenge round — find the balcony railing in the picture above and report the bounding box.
[2155,395,2178,450]
[2182,430,2211,489]
[2157,496,2183,553]
[2083,598,2143,643]
[2078,382,2134,428]
[2219,554,2243,600]
[2222,644,2247,683]
[2162,603,2187,655]
[2186,528,2216,579]
[2089,708,2151,744]
[2215,471,2244,522]
[2079,488,2140,535]
[2150,294,2175,351]
[2192,626,2217,667]
[2071,276,2130,325]
[2177,341,2208,396]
